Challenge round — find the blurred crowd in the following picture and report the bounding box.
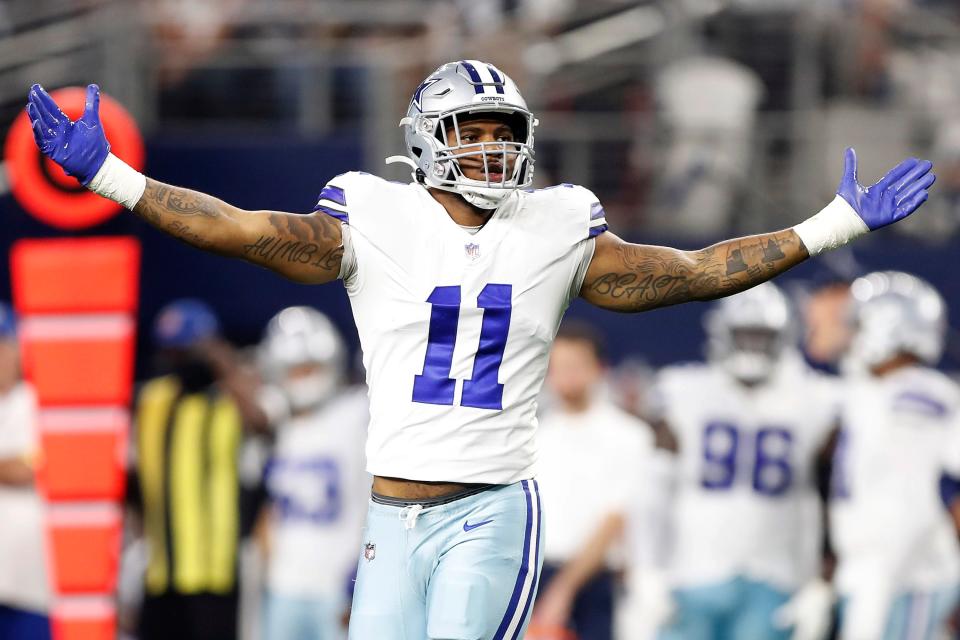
[8,0,960,239]
[137,0,960,238]
[1,265,959,640]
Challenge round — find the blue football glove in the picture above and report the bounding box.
[837,147,935,231]
[26,83,110,186]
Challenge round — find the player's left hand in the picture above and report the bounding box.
[837,147,935,231]
[773,578,834,640]
[26,83,111,185]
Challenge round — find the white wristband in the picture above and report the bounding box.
[86,153,147,210]
[792,195,868,256]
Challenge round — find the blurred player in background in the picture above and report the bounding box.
[530,322,653,640]
[830,271,960,640]
[0,303,50,640]
[648,283,838,640]
[257,306,369,640]
[128,299,267,640]
[27,59,936,638]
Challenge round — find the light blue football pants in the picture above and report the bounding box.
[838,585,960,640]
[348,480,544,640]
[658,576,792,640]
[264,591,346,640]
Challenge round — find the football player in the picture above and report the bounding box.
[649,283,838,640]
[0,303,49,640]
[27,60,934,639]
[830,272,960,640]
[531,322,653,640]
[258,307,369,640]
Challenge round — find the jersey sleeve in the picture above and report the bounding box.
[561,184,609,241]
[587,198,609,239]
[533,184,608,298]
[312,175,352,224]
[310,172,377,286]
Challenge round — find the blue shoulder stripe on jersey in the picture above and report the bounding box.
[493,480,535,640]
[893,392,948,417]
[589,223,609,238]
[314,205,348,223]
[590,202,605,220]
[486,64,506,94]
[460,60,485,94]
[319,185,347,207]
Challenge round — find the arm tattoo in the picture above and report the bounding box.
[132,178,342,282]
[167,220,214,250]
[249,207,342,276]
[585,229,807,312]
[242,235,343,271]
[136,181,220,220]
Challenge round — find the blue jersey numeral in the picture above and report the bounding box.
[267,457,342,523]
[830,429,850,499]
[701,422,794,496]
[702,422,739,489]
[753,428,793,496]
[412,286,461,406]
[412,284,513,410]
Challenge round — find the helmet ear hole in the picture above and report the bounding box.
[412,147,423,158]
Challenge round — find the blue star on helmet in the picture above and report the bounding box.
[412,78,441,112]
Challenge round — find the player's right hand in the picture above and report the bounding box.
[26,83,110,186]
[773,578,834,640]
[836,147,935,231]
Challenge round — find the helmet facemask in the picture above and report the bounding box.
[845,271,947,372]
[704,283,796,386]
[719,328,785,385]
[391,61,539,210]
[258,307,347,416]
[418,107,535,209]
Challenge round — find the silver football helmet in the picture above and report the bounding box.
[847,271,946,369]
[259,306,346,412]
[386,60,537,210]
[705,282,797,384]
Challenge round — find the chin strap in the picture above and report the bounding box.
[458,186,508,210]
[386,154,516,210]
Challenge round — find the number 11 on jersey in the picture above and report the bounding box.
[412,283,512,410]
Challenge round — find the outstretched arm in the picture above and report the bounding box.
[26,83,342,284]
[132,179,342,283]
[581,228,806,311]
[581,150,934,312]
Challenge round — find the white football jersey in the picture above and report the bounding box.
[314,174,606,484]
[0,382,48,613]
[654,356,838,591]
[830,365,960,595]
[265,388,370,598]
[537,401,654,568]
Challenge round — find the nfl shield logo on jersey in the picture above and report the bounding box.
[364,542,376,562]
[464,242,481,261]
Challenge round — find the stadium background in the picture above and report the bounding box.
[1,1,960,638]
[1,0,959,372]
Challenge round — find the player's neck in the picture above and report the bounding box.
[560,395,593,414]
[428,188,494,227]
[870,353,921,378]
